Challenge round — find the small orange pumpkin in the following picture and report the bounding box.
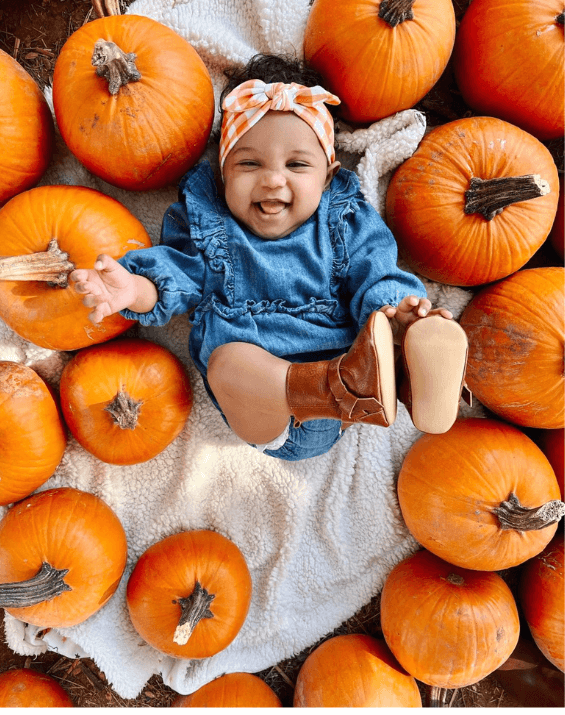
[0,49,54,206]
[398,418,564,571]
[0,361,66,506]
[293,633,422,707]
[380,549,520,688]
[0,669,74,707]
[172,673,282,707]
[0,185,152,350]
[53,15,214,191]
[520,532,564,672]
[386,117,559,286]
[59,338,192,466]
[0,487,127,628]
[453,0,564,141]
[459,267,564,429]
[126,530,252,659]
[303,0,456,124]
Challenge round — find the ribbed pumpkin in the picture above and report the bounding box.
[293,634,422,707]
[0,185,151,350]
[0,361,66,506]
[538,428,564,500]
[303,0,455,124]
[520,532,564,671]
[386,117,559,286]
[453,0,564,141]
[59,338,192,466]
[0,669,74,707]
[459,267,564,429]
[52,15,214,191]
[398,418,564,571]
[0,49,54,206]
[126,530,252,659]
[0,487,127,628]
[172,673,282,707]
[380,549,521,688]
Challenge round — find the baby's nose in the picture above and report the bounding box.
[262,169,286,188]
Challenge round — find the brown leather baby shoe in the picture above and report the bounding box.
[286,310,396,428]
[398,314,471,434]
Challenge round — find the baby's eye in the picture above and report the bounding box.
[287,161,309,169]
[238,160,259,167]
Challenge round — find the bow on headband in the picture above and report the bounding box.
[219,80,341,170]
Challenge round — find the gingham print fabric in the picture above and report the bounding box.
[219,80,340,169]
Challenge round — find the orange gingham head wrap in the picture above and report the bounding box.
[220,79,340,171]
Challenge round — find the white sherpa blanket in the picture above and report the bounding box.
[2,0,485,699]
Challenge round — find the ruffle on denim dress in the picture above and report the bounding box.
[119,160,426,379]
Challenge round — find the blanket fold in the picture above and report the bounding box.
[2,0,484,698]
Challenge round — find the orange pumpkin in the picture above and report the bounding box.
[520,532,564,671]
[453,0,564,141]
[52,15,214,191]
[548,173,564,260]
[0,487,127,628]
[172,673,282,707]
[381,549,520,688]
[538,428,564,500]
[386,117,559,286]
[0,669,73,707]
[127,530,252,659]
[0,185,152,350]
[293,634,422,707]
[460,267,564,429]
[59,338,192,466]
[0,49,54,206]
[0,361,66,506]
[303,0,455,124]
[398,418,564,571]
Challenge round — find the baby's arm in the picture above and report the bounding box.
[380,296,453,343]
[70,254,158,325]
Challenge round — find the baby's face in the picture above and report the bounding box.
[222,111,340,239]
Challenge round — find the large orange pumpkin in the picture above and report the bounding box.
[0,49,54,206]
[0,669,73,707]
[520,532,564,671]
[172,673,282,707]
[59,338,192,466]
[459,267,564,429]
[538,428,564,499]
[0,185,152,350]
[385,117,559,286]
[52,15,214,191]
[381,549,520,688]
[293,634,422,707]
[126,530,252,659]
[453,0,564,141]
[0,487,127,628]
[398,418,564,571]
[0,361,66,506]
[303,0,455,124]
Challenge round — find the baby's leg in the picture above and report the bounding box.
[207,342,292,445]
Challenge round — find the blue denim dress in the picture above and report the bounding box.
[119,160,426,460]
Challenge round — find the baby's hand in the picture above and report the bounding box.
[70,254,140,324]
[380,296,453,342]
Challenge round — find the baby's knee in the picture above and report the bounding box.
[207,342,256,393]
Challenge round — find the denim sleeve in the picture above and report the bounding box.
[344,202,427,328]
[117,203,205,326]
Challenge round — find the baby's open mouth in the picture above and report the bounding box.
[257,200,287,214]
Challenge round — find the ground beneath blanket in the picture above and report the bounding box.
[0,0,560,708]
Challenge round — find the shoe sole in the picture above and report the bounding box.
[403,316,468,434]
[372,310,397,426]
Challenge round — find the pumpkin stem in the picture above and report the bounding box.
[378,0,415,27]
[556,11,564,25]
[104,387,143,429]
[92,39,141,95]
[0,562,71,608]
[173,581,215,646]
[493,492,565,531]
[446,573,465,586]
[0,238,75,288]
[464,174,550,221]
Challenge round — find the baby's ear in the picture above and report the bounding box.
[324,160,341,190]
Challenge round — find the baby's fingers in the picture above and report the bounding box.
[88,301,112,325]
[73,280,102,296]
[93,253,120,273]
